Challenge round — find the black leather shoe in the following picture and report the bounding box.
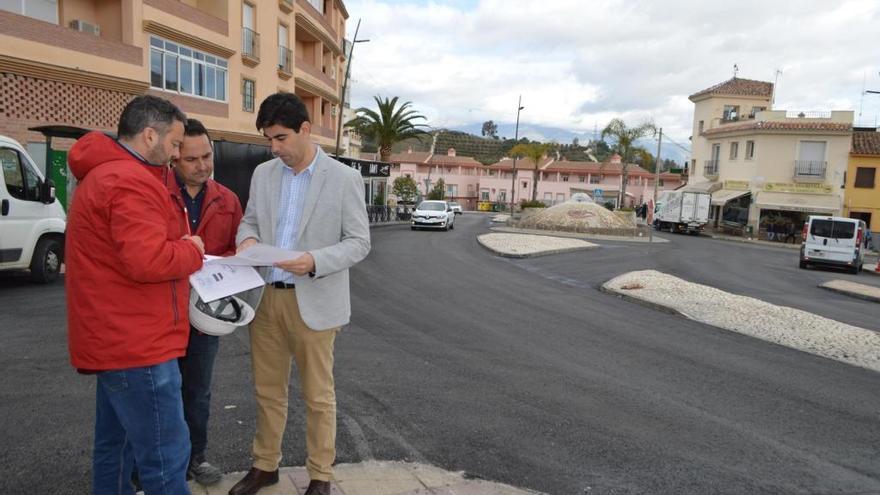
[304,479,331,495]
[228,467,279,495]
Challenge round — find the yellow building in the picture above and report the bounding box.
[844,129,880,233]
[0,0,349,203]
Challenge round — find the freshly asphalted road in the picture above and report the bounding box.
[1,213,878,494]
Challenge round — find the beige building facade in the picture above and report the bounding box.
[0,0,348,184]
[688,77,852,236]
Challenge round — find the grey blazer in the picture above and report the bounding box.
[236,147,371,330]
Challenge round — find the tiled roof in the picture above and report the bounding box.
[702,120,852,136]
[689,77,774,101]
[388,151,432,163]
[852,131,880,155]
[428,154,482,166]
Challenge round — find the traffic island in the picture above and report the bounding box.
[819,280,880,303]
[602,270,880,373]
[189,461,541,494]
[477,233,598,258]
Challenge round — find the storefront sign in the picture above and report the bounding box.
[763,182,833,194]
[724,180,750,191]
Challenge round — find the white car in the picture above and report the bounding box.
[800,215,867,274]
[411,200,455,231]
[448,201,463,215]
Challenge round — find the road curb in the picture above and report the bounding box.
[819,280,880,303]
[598,284,688,317]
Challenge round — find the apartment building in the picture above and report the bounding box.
[0,0,348,205]
[844,129,880,233]
[383,148,683,210]
[688,77,852,234]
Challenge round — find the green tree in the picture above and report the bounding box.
[509,142,552,202]
[346,96,428,162]
[601,118,656,207]
[428,178,446,200]
[392,175,418,203]
[481,120,498,138]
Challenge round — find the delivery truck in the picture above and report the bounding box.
[653,190,711,235]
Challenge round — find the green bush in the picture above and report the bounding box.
[603,202,615,211]
[519,199,547,208]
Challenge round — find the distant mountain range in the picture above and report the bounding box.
[447,122,690,166]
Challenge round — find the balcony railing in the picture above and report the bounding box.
[242,27,259,62]
[278,47,292,75]
[794,160,827,178]
[704,160,719,177]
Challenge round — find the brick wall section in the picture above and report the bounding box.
[0,73,135,145]
[0,10,142,65]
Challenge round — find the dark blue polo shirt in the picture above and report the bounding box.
[177,175,206,233]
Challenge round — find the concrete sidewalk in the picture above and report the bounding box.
[186,461,540,495]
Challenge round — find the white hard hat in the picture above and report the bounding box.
[189,290,255,336]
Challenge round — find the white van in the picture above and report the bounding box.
[799,215,867,274]
[0,135,66,282]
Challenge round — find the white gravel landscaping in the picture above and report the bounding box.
[477,233,597,258]
[603,270,880,373]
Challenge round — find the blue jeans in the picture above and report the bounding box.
[93,359,191,495]
[178,326,220,463]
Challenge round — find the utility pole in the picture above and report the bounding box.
[650,128,662,244]
[509,95,524,215]
[334,19,369,157]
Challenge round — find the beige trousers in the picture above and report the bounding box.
[249,285,338,481]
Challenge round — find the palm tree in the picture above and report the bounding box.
[509,142,552,202]
[601,118,656,208]
[346,96,428,162]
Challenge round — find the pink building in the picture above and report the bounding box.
[380,149,684,210]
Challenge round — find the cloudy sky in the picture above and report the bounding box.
[343,0,880,151]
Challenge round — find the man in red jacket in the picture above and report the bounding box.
[66,95,205,495]
[169,119,243,485]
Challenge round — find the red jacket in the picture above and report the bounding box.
[65,132,203,371]
[166,173,243,257]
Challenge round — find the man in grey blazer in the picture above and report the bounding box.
[229,93,370,495]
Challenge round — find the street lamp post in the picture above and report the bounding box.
[334,19,369,157]
[509,96,524,215]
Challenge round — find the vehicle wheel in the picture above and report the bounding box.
[30,237,62,283]
[411,226,416,231]
[798,259,807,269]
[449,220,455,230]
[443,223,449,231]
[850,265,860,275]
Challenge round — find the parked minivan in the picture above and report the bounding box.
[0,135,66,282]
[799,215,867,274]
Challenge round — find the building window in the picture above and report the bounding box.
[723,105,740,121]
[590,175,602,184]
[698,120,704,134]
[446,184,458,196]
[749,106,766,118]
[521,181,528,189]
[562,174,569,182]
[150,36,227,102]
[2,0,57,24]
[480,189,489,201]
[578,175,586,183]
[745,140,755,160]
[497,190,506,202]
[659,179,665,187]
[242,78,255,112]
[855,167,876,188]
[729,142,739,160]
[556,193,565,203]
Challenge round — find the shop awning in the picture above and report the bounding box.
[680,181,722,194]
[755,191,840,213]
[711,189,750,206]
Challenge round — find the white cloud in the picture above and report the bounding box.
[344,0,880,146]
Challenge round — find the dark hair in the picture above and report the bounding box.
[255,92,310,132]
[117,95,186,139]
[184,118,211,141]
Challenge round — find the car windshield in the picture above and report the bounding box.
[418,202,446,211]
[810,219,855,239]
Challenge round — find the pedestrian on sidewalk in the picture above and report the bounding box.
[65,95,205,494]
[784,221,797,244]
[168,119,243,486]
[229,93,370,495]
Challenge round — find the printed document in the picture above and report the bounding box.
[205,244,304,267]
[190,263,265,302]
